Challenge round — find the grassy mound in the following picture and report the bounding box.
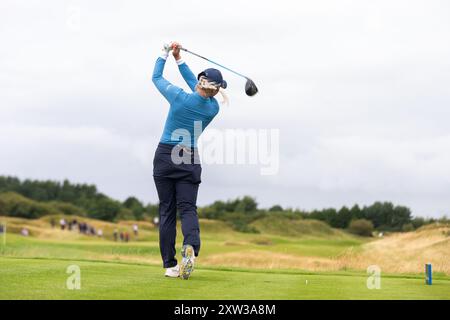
[4,215,448,275]
[338,223,450,274]
[250,216,344,238]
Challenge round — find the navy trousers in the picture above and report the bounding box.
[153,143,202,268]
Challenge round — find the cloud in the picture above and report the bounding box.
[1,0,450,217]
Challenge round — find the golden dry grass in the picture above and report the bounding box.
[201,250,341,271]
[203,225,450,274]
[0,215,157,240]
[2,216,448,275]
[336,224,450,274]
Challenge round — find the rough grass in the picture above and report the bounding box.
[1,216,449,299]
[337,224,450,274]
[1,216,449,274]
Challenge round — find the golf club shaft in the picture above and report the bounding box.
[180,47,249,80]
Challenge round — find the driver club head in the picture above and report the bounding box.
[245,78,258,96]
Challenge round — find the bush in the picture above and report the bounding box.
[348,219,374,237]
[0,192,62,219]
[229,220,260,233]
[219,211,264,233]
[48,201,86,216]
[401,223,414,232]
[269,205,283,212]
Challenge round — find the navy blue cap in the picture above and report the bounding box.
[197,68,227,89]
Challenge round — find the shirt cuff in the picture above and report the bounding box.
[176,59,185,65]
[160,51,169,60]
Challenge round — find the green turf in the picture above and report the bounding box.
[0,231,365,263]
[1,218,449,300]
[0,257,449,300]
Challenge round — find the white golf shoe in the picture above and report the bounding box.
[164,265,180,278]
[180,244,195,280]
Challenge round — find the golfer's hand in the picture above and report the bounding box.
[172,42,182,61]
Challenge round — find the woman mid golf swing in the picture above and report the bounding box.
[152,42,227,279]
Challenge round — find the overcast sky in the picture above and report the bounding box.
[1,0,450,217]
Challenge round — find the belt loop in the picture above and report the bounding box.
[182,146,192,154]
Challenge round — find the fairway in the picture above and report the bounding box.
[1,257,449,300]
[1,216,449,300]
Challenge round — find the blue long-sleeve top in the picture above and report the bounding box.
[152,56,220,148]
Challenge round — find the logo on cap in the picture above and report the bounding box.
[197,68,227,89]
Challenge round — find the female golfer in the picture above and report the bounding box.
[152,42,227,279]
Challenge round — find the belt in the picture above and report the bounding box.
[180,146,192,154]
[158,143,196,154]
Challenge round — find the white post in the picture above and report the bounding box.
[1,222,5,246]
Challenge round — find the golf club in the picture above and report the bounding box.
[180,47,258,97]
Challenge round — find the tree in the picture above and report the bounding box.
[363,202,394,229]
[0,194,7,215]
[60,179,76,202]
[349,204,363,220]
[123,196,145,220]
[88,197,121,221]
[392,206,412,230]
[335,206,352,229]
[234,196,258,213]
[145,203,159,218]
[116,208,135,221]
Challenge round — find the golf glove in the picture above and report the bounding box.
[160,42,173,59]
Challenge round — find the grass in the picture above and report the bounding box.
[0,216,369,270]
[0,215,449,299]
[1,257,449,300]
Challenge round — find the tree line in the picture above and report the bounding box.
[0,176,157,221]
[0,176,444,233]
[197,196,432,233]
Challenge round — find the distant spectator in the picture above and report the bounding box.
[50,218,55,228]
[133,224,139,237]
[21,228,29,237]
[60,218,66,230]
[120,232,124,242]
[0,224,4,234]
[153,216,160,226]
[113,229,118,242]
[125,232,130,243]
[68,221,73,231]
[78,222,84,234]
[97,229,103,237]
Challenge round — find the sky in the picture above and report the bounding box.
[1,0,450,218]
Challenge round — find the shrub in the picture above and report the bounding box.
[48,201,86,216]
[348,219,374,237]
[401,223,414,232]
[0,192,62,219]
[229,220,260,233]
